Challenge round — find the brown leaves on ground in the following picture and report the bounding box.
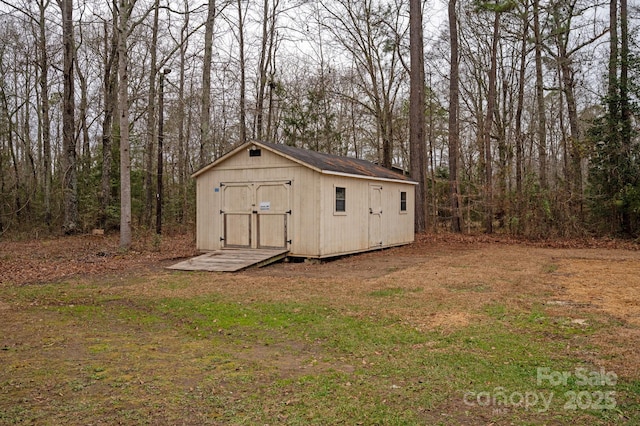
[3,231,639,326]
[0,232,197,286]
[415,231,640,250]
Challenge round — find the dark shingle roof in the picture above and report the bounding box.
[258,141,411,182]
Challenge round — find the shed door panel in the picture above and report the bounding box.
[256,183,289,249]
[369,185,383,248]
[257,215,287,248]
[222,184,252,248]
[222,184,252,212]
[224,214,251,247]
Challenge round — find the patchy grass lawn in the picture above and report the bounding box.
[1,233,639,425]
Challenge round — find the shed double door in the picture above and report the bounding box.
[221,181,290,249]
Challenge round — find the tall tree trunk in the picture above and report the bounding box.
[605,0,620,230]
[534,0,547,189]
[608,0,619,124]
[100,13,118,229]
[448,0,462,233]
[553,4,583,220]
[515,3,528,200]
[483,10,500,234]
[178,0,189,223]
[237,0,247,143]
[558,54,582,216]
[620,0,630,143]
[409,0,426,233]
[118,0,132,248]
[61,0,79,234]
[265,30,278,143]
[156,69,168,234]
[620,0,632,233]
[38,0,52,227]
[144,0,160,227]
[200,0,215,166]
[255,0,270,140]
[382,108,393,169]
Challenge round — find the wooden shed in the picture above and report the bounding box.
[192,140,416,258]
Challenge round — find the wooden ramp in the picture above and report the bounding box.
[167,248,289,272]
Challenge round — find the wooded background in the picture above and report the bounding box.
[0,0,637,244]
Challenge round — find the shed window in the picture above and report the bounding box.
[400,191,407,212]
[335,187,346,212]
[249,148,262,157]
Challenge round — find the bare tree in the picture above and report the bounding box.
[318,0,404,168]
[118,0,133,248]
[156,68,170,234]
[59,0,79,234]
[177,0,189,222]
[620,0,630,147]
[38,0,53,226]
[481,5,500,234]
[236,0,247,143]
[100,5,119,230]
[255,0,279,141]
[547,0,607,220]
[144,0,160,227]
[200,0,215,167]
[514,0,529,202]
[448,0,462,233]
[533,0,547,190]
[409,0,426,233]
[117,0,153,248]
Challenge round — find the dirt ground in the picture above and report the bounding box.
[2,231,639,377]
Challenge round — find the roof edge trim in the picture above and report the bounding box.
[320,170,418,185]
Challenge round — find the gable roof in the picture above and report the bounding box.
[192,140,415,184]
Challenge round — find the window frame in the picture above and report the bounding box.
[400,190,407,213]
[335,186,346,214]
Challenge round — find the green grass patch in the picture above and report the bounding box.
[0,275,635,425]
[543,263,560,273]
[368,287,423,297]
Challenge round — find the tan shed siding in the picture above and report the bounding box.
[215,144,296,171]
[318,175,414,257]
[381,182,415,245]
[319,176,370,256]
[196,171,220,251]
[291,168,321,256]
[195,147,321,255]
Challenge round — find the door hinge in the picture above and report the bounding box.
[287,240,292,244]
[286,210,292,214]
[286,180,292,185]
[220,237,225,241]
